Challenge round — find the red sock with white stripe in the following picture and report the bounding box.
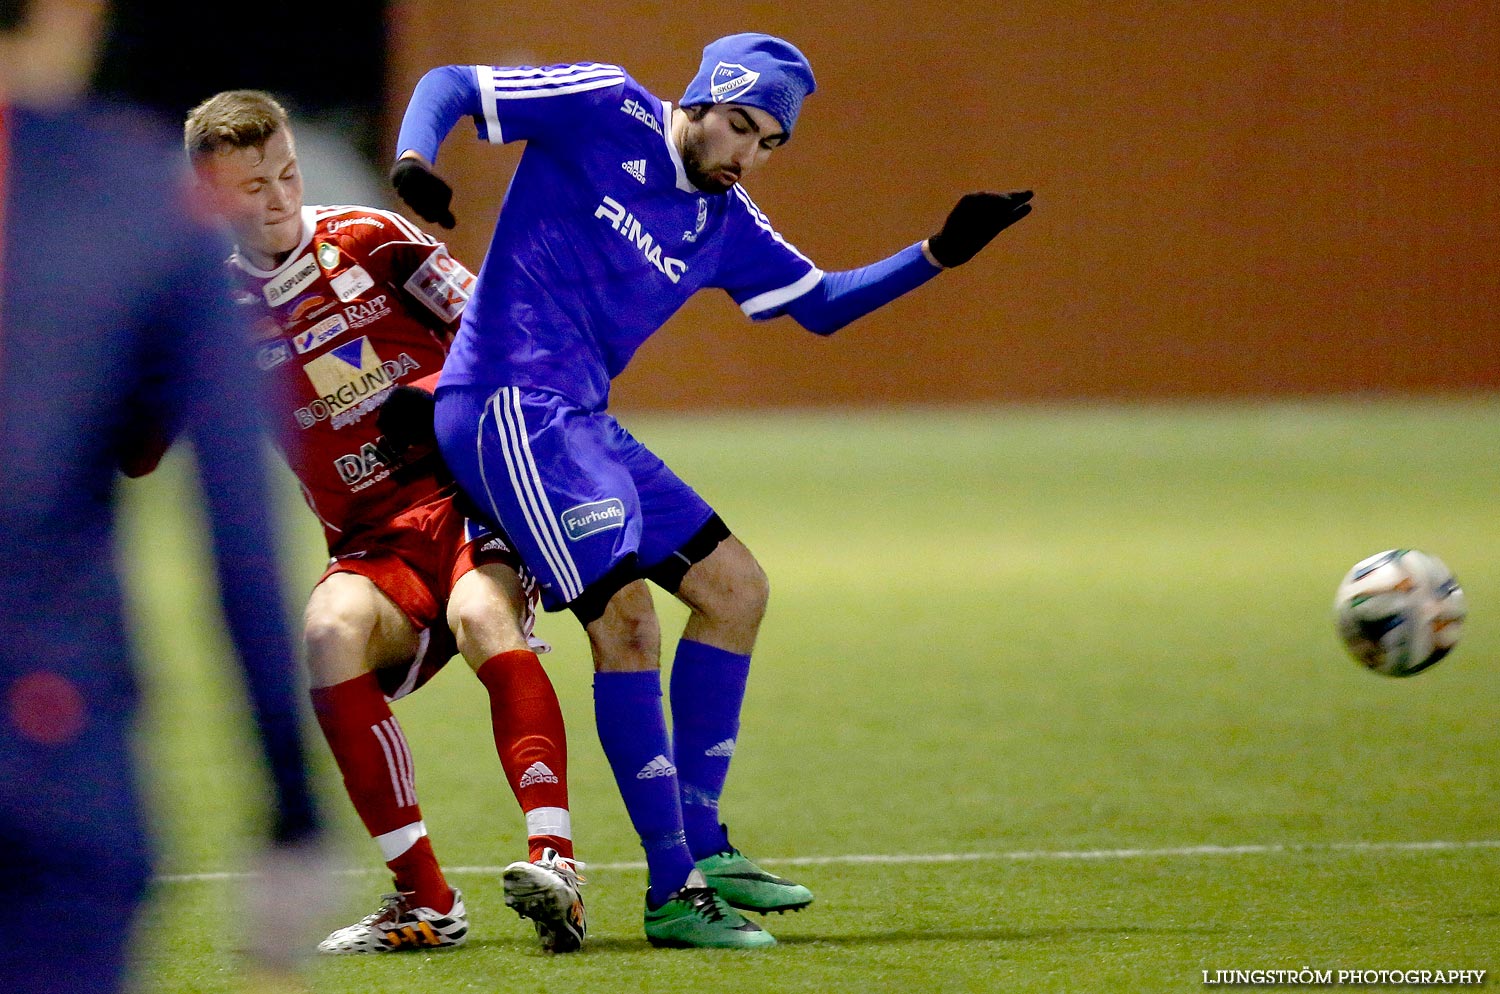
[310,672,453,914]
[475,650,573,862]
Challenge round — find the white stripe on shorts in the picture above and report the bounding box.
[476,388,583,602]
[498,388,584,598]
[476,391,573,600]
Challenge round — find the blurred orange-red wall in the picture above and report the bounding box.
[389,2,1499,409]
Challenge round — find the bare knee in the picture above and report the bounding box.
[683,540,770,629]
[302,602,378,687]
[448,564,530,667]
[716,556,770,627]
[302,574,413,687]
[587,580,661,672]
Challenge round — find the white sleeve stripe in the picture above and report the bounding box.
[740,268,824,316]
[738,191,787,241]
[367,239,444,256]
[487,62,621,79]
[493,75,624,100]
[475,65,503,143]
[381,210,431,243]
[490,67,623,89]
[316,206,433,245]
[731,186,815,267]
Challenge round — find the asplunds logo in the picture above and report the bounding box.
[560,498,626,541]
[294,337,419,430]
[264,253,319,306]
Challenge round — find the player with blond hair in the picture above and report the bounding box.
[181,89,586,955]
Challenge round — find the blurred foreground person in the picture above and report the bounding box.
[0,3,324,992]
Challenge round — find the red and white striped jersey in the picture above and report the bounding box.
[227,204,476,546]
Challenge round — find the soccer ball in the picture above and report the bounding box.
[1333,549,1465,677]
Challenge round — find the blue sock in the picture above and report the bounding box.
[669,639,752,860]
[593,670,696,906]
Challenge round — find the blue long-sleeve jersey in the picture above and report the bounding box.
[397,63,942,410]
[0,103,317,843]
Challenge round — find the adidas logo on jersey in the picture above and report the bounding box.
[704,738,736,758]
[621,158,647,184]
[519,761,560,788]
[636,755,676,780]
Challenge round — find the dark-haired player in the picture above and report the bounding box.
[392,31,1032,948]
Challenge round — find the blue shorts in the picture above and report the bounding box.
[435,384,718,615]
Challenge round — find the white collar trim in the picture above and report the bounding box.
[231,205,319,277]
[660,100,699,194]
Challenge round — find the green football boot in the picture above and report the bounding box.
[695,839,814,914]
[643,870,777,949]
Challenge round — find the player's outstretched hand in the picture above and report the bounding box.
[927,191,1034,268]
[390,157,456,229]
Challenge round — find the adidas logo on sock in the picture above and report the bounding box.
[519,761,559,788]
[622,158,647,184]
[704,738,736,758]
[635,755,676,780]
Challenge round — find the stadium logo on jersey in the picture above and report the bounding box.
[293,314,349,354]
[327,215,385,233]
[683,197,709,243]
[622,158,647,184]
[593,196,688,283]
[620,98,662,134]
[343,294,391,330]
[333,439,391,491]
[316,241,341,272]
[710,62,759,103]
[255,340,292,370]
[403,247,474,323]
[264,253,319,307]
[330,264,375,303]
[560,498,626,541]
[294,337,421,430]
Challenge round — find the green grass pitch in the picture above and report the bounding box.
[117,398,1500,992]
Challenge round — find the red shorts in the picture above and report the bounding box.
[318,491,538,700]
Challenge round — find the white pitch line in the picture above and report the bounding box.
[154,838,1500,885]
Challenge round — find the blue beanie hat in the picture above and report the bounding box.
[681,33,816,139]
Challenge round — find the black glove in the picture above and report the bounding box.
[927,191,1034,268]
[390,157,456,229]
[376,384,438,459]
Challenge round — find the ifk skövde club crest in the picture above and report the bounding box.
[710,62,760,103]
